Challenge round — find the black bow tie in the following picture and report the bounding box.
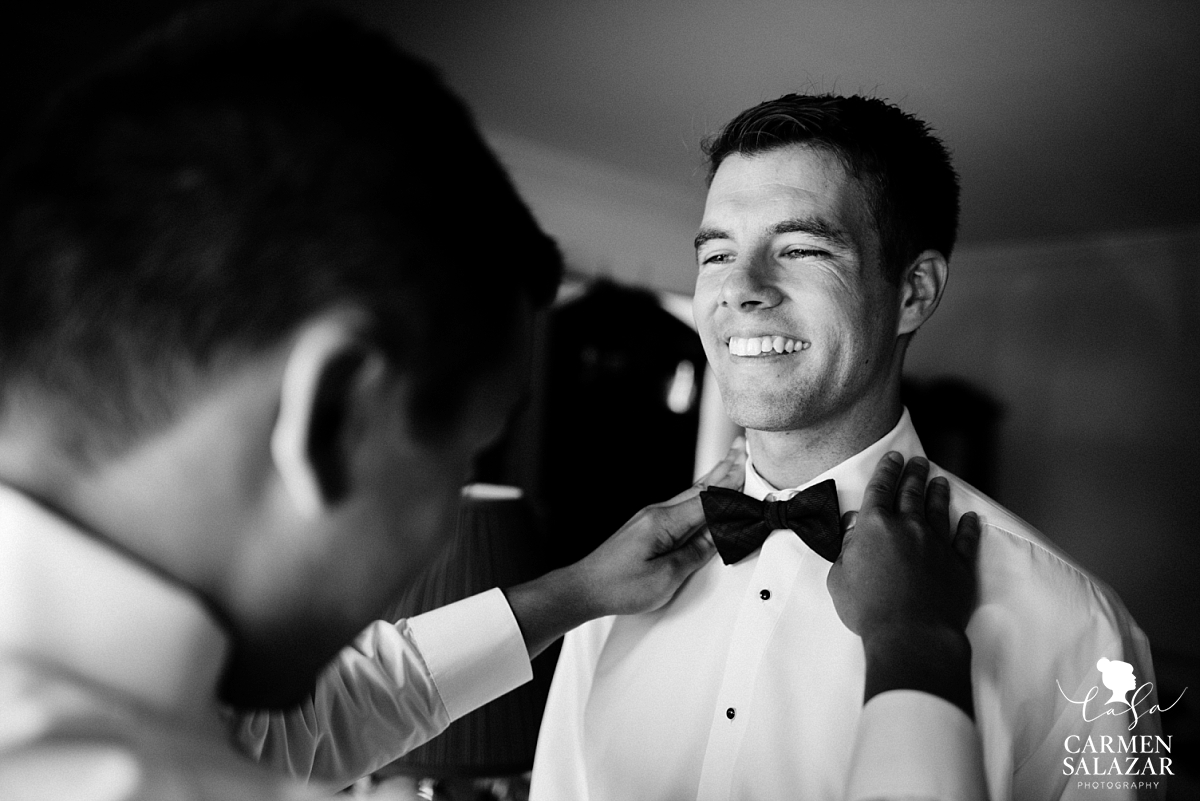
[700,480,842,564]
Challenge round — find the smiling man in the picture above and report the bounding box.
[531,95,1159,801]
[695,144,905,462]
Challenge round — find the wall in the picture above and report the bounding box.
[908,227,1200,661]
[487,130,703,295]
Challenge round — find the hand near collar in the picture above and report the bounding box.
[826,452,981,719]
[504,438,746,659]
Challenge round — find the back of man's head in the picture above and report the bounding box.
[0,4,561,463]
[702,93,960,283]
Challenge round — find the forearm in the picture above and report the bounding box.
[503,450,738,660]
[232,619,451,784]
[862,625,974,720]
[234,591,532,785]
[503,562,601,659]
[846,689,988,801]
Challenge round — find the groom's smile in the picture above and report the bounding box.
[726,334,811,357]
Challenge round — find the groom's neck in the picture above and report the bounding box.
[746,403,901,489]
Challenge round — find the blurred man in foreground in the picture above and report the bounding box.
[0,7,742,798]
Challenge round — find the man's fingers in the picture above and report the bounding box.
[649,495,707,553]
[706,437,747,491]
[666,437,746,505]
[925,475,951,542]
[669,528,717,574]
[834,510,858,564]
[698,436,746,489]
[861,451,904,511]
[663,484,703,506]
[896,456,930,516]
[954,511,982,564]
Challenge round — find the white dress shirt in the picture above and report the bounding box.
[0,483,532,799]
[531,409,1159,801]
[232,589,532,785]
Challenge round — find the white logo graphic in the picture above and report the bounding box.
[1096,657,1138,710]
[1057,656,1187,784]
[1058,656,1185,731]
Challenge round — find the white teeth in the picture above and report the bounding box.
[727,335,809,357]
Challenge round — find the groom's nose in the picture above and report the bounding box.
[715,253,782,311]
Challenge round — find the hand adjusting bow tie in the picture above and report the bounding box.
[700,480,842,564]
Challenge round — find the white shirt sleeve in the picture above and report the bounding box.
[845,690,988,801]
[230,588,532,787]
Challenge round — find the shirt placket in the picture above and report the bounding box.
[695,507,808,801]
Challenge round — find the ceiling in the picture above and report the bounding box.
[349,0,1200,248]
[4,1,1196,249]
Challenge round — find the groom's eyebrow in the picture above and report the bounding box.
[693,217,853,253]
[693,227,730,251]
[768,217,853,250]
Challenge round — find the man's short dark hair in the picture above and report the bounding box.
[702,94,960,283]
[0,5,561,460]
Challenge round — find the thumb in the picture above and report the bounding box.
[954,511,981,564]
[832,510,858,564]
[667,528,717,575]
[650,495,707,555]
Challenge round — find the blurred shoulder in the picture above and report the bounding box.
[0,658,319,801]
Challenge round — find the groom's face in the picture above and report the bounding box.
[692,145,901,433]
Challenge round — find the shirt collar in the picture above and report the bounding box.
[0,482,230,730]
[743,407,926,513]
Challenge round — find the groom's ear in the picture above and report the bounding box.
[270,311,391,517]
[896,249,948,337]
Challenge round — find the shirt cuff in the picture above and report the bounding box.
[405,587,533,722]
[845,690,988,801]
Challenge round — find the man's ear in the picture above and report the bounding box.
[270,312,386,518]
[897,249,949,337]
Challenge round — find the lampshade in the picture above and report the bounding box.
[374,484,557,779]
